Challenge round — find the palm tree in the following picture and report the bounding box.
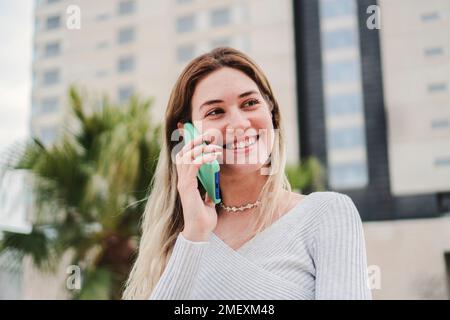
[0,87,161,299]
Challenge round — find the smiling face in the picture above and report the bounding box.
[185,67,275,174]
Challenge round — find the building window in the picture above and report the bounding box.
[324,60,359,83]
[424,47,444,57]
[31,100,39,116]
[118,86,134,103]
[44,41,60,57]
[210,37,231,49]
[43,69,60,86]
[45,15,61,30]
[328,126,365,150]
[36,0,60,6]
[210,7,231,27]
[326,93,361,116]
[329,161,368,188]
[96,41,110,49]
[431,119,449,129]
[320,0,354,18]
[32,69,37,88]
[40,126,57,145]
[176,15,195,33]
[435,157,450,167]
[40,97,59,114]
[319,0,369,190]
[323,28,356,50]
[118,0,135,15]
[177,44,195,63]
[34,17,41,33]
[421,12,440,22]
[117,56,135,73]
[33,44,39,60]
[118,27,135,44]
[96,13,110,21]
[428,82,447,93]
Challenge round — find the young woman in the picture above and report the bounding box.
[123,47,372,300]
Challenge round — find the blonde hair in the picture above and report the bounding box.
[122,47,293,299]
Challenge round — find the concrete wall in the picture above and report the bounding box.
[364,216,450,299]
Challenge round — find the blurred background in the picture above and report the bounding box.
[0,0,449,300]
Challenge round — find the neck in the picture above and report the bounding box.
[218,169,268,208]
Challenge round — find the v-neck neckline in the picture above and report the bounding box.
[210,192,315,254]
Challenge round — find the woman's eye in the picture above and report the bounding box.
[205,99,259,117]
[206,109,222,117]
[242,99,260,108]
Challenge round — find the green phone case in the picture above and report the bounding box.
[183,122,221,204]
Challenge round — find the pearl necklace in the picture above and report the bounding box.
[219,199,262,213]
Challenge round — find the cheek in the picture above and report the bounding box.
[253,107,273,127]
[199,123,226,146]
[260,117,275,153]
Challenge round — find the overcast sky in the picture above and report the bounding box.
[0,1,34,231]
[0,0,33,156]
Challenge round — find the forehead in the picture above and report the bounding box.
[192,67,259,106]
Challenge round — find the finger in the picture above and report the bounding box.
[192,151,221,167]
[179,132,212,157]
[183,144,222,164]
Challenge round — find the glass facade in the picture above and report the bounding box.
[177,44,195,63]
[210,8,231,27]
[45,15,60,30]
[319,0,369,189]
[118,27,135,44]
[117,56,135,73]
[118,85,134,103]
[118,0,135,15]
[176,14,195,33]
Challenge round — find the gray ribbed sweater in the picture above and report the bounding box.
[149,191,372,300]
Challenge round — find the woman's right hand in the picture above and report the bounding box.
[175,131,223,242]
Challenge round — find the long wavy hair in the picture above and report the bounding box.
[122,47,293,299]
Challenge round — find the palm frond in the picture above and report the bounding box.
[0,86,163,299]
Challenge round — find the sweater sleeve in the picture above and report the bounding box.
[148,232,210,300]
[312,193,372,300]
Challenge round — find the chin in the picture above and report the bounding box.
[222,162,263,174]
[220,153,271,176]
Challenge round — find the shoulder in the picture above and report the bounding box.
[306,191,357,210]
[307,191,363,230]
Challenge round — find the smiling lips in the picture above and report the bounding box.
[223,135,259,150]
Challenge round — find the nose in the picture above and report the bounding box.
[225,108,251,133]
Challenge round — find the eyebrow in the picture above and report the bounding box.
[199,90,259,110]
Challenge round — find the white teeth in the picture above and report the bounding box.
[229,136,257,150]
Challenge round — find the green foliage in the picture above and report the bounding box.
[0,228,54,270]
[285,156,326,193]
[73,267,113,300]
[0,87,161,299]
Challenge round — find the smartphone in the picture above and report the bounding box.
[182,122,221,204]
